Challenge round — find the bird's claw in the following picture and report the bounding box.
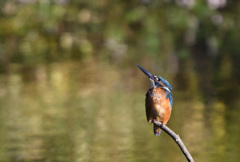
[152,119,163,127]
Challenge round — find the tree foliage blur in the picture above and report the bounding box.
[1,1,240,161]
[0,0,239,104]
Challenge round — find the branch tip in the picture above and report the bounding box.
[151,121,194,162]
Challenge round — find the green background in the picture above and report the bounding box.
[0,0,239,161]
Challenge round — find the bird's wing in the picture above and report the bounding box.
[145,90,154,124]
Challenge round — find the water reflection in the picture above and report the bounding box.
[0,62,239,162]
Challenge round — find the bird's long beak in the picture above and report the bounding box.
[136,64,155,80]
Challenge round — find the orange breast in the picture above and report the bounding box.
[145,88,171,124]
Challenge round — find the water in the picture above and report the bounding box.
[0,62,239,162]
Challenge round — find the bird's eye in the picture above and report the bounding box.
[154,76,159,81]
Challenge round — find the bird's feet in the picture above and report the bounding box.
[152,119,163,127]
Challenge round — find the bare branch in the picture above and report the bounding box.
[152,120,194,162]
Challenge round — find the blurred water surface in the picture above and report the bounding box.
[1,1,240,161]
[0,61,239,162]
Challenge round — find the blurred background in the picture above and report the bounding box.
[0,0,239,161]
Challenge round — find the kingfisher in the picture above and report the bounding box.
[137,64,173,136]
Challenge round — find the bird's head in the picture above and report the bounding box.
[137,64,172,93]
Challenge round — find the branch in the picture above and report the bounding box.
[152,120,194,162]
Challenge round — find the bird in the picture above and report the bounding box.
[137,64,173,136]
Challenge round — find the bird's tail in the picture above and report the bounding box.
[153,124,161,136]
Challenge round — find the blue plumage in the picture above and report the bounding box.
[155,75,173,110]
[155,76,172,92]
